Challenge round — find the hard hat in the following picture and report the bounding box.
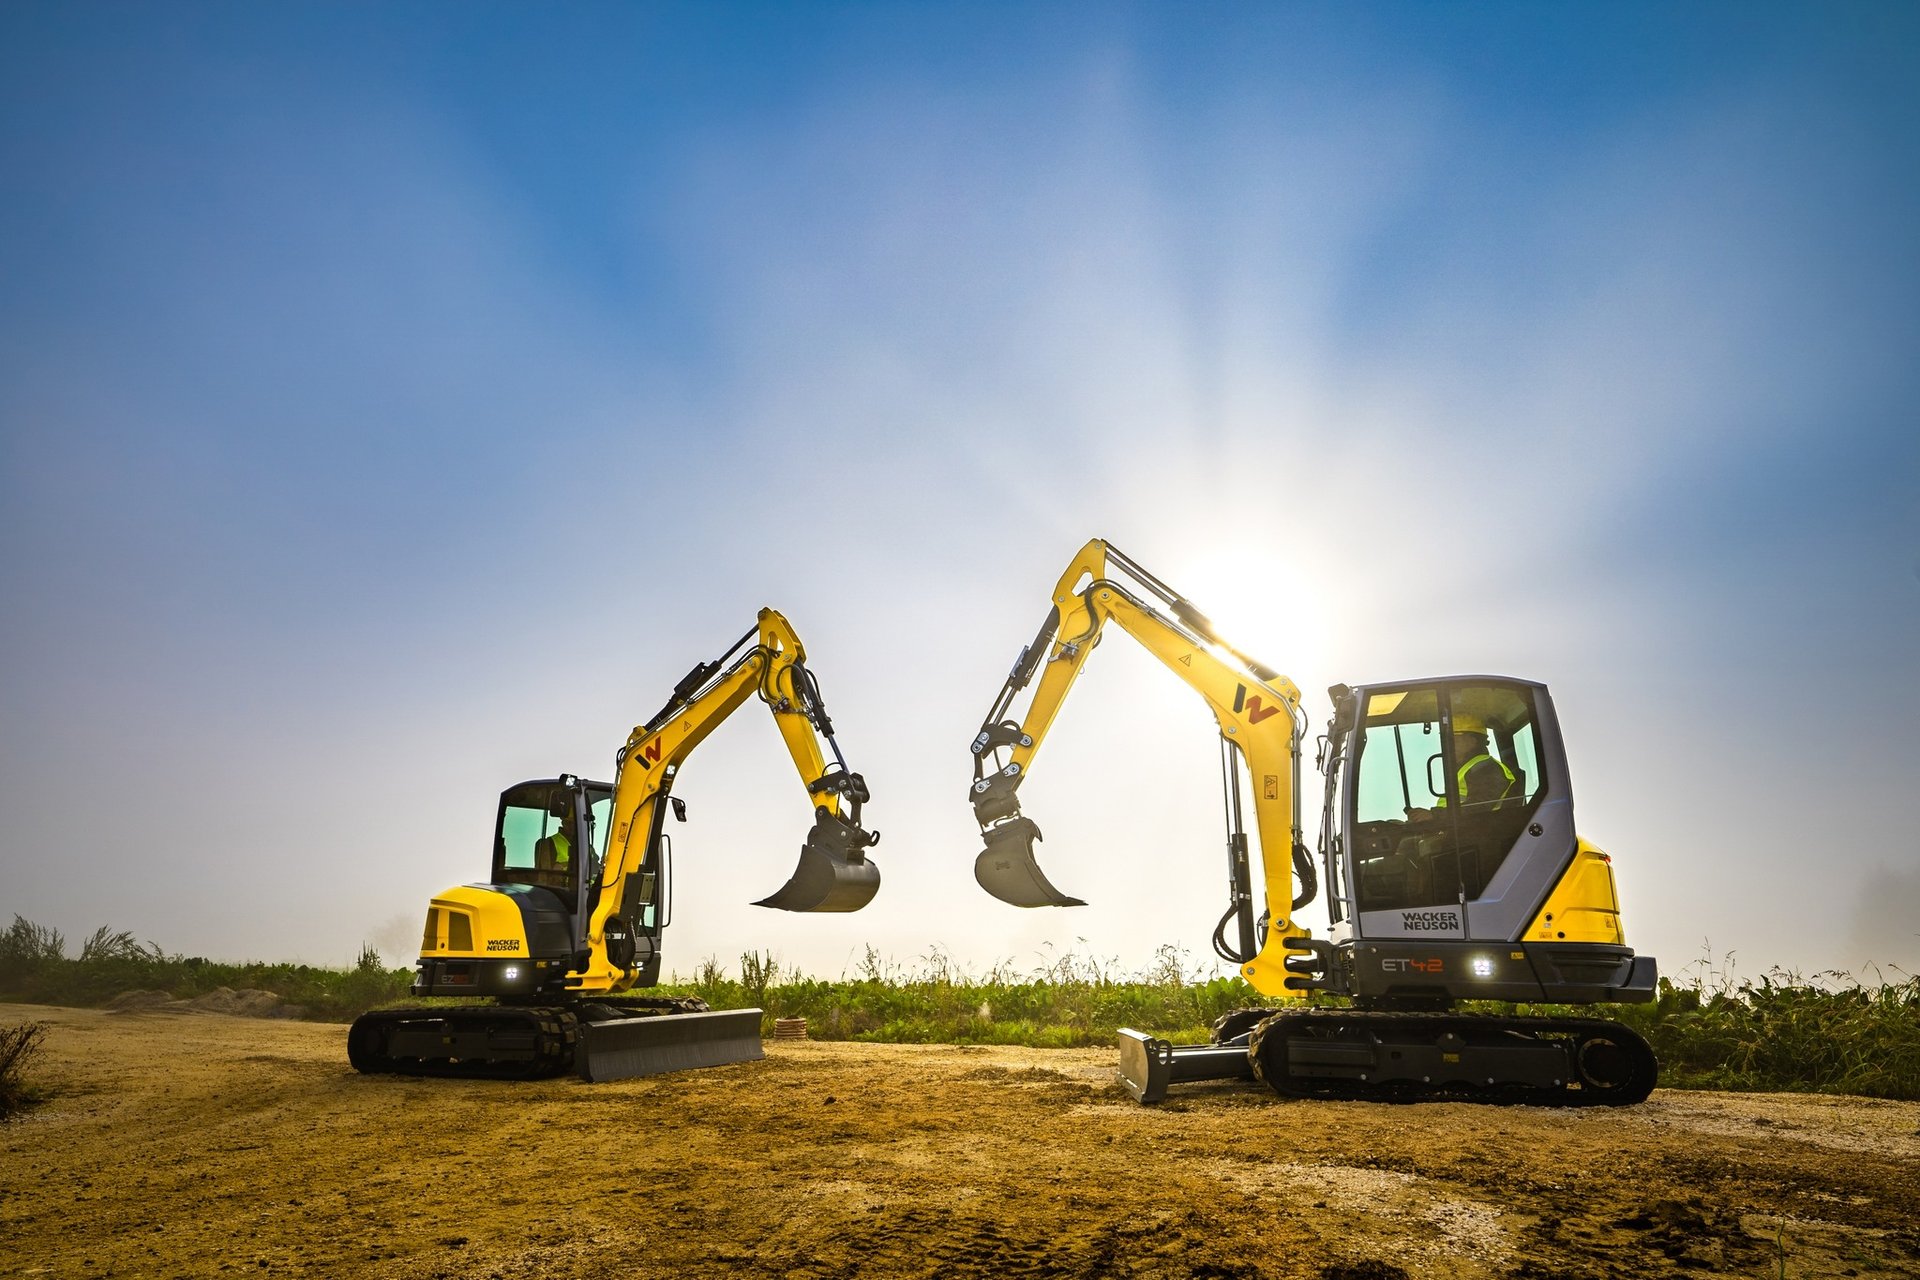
[1452,711,1488,736]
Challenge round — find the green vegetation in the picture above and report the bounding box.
[673,944,1262,1049]
[3,916,1915,1100]
[1611,967,1920,1100]
[0,916,412,1021]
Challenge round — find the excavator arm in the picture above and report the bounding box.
[574,607,880,994]
[968,540,1316,997]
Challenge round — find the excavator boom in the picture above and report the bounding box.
[576,607,880,996]
[968,539,1316,993]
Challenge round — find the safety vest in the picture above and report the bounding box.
[550,830,571,867]
[1435,753,1516,810]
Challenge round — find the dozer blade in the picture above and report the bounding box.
[754,809,881,912]
[576,1007,765,1083]
[974,816,1085,907]
[1116,1028,1255,1103]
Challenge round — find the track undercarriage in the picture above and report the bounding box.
[347,997,764,1083]
[1119,1007,1657,1106]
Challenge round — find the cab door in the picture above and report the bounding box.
[1339,678,1570,943]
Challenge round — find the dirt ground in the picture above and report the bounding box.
[2,1003,1916,1280]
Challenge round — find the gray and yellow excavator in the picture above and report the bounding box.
[349,608,880,1082]
[969,539,1659,1105]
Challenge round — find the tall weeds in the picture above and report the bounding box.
[668,943,1266,1048]
[1613,965,1920,1099]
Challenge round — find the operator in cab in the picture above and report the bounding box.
[1405,711,1516,820]
[534,804,574,889]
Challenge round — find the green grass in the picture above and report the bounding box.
[4,915,1916,1100]
[667,944,1264,1047]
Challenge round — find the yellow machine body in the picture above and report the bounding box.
[1526,840,1627,946]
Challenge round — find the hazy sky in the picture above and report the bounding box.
[4,3,1916,988]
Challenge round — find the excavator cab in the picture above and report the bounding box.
[409,777,637,1002]
[1334,681,1548,924]
[1316,678,1656,1006]
[494,779,614,915]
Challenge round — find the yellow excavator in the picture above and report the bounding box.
[970,539,1658,1105]
[349,608,880,1082]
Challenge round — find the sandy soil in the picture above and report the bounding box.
[2,1002,1916,1280]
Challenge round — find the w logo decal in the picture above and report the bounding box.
[1233,684,1283,725]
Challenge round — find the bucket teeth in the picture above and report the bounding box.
[754,809,881,912]
[973,816,1086,907]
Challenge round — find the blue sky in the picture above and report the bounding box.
[3,2,1916,985]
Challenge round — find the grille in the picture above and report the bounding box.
[1543,947,1628,986]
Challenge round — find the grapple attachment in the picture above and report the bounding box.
[754,808,882,912]
[973,816,1086,907]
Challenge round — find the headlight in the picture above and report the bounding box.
[1471,956,1493,978]
[503,965,521,982]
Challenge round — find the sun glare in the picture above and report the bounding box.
[1159,546,1342,711]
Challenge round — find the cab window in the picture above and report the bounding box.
[495,784,582,897]
[1347,683,1546,912]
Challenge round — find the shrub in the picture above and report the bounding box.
[1616,969,1920,1100]
[0,1021,48,1119]
[0,916,65,974]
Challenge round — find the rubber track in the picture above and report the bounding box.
[347,1005,580,1080]
[1247,1009,1657,1106]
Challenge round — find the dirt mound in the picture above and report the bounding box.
[106,986,297,1018]
[183,987,290,1017]
[105,989,176,1012]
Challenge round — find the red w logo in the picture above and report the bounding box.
[1232,683,1283,725]
[636,738,662,769]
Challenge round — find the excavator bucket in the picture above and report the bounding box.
[576,1007,766,1083]
[974,816,1086,907]
[754,809,881,912]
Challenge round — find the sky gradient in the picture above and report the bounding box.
[3,2,1916,987]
